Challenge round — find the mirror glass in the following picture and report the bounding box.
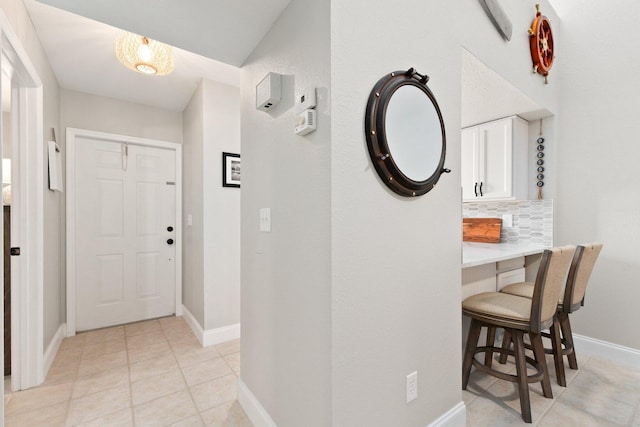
[385,86,443,181]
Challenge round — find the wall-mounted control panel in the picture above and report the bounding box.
[256,73,282,111]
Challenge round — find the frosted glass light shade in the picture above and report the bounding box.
[116,32,174,76]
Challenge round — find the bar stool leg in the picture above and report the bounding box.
[512,330,532,423]
[558,312,578,369]
[484,326,497,368]
[549,319,566,386]
[531,331,553,397]
[498,329,511,364]
[462,319,482,389]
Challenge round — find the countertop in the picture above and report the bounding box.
[462,242,549,268]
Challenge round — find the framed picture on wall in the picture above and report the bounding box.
[222,152,241,188]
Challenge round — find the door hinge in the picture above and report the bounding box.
[10,247,20,256]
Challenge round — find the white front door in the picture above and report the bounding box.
[73,137,177,331]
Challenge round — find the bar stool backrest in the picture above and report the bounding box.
[563,242,603,312]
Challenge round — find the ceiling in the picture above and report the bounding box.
[25,0,292,111]
[461,48,551,127]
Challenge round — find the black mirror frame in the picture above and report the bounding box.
[365,68,450,197]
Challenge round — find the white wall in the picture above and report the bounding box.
[182,83,205,325]
[554,0,640,350]
[0,0,61,351]
[240,0,332,424]
[201,80,240,331]
[59,89,183,143]
[242,0,561,426]
[183,79,241,332]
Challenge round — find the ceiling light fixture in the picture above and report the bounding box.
[116,32,174,76]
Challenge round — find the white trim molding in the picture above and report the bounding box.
[427,401,466,427]
[574,334,640,368]
[0,9,45,392]
[43,323,66,378]
[237,379,277,427]
[181,305,240,347]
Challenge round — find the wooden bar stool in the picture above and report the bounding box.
[498,242,603,386]
[462,246,575,423]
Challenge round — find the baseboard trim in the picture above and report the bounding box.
[181,305,240,347]
[181,305,205,346]
[237,379,277,427]
[573,333,640,368]
[427,401,466,427]
[203,323,240,347]
[43,323,66,378]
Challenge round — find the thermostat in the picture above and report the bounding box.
[256,72,282,111]
[295,109,317,136]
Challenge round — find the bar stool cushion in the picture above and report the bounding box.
[462,292,532,328]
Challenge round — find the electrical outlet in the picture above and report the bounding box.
[502,214,513,228]
[406,371,418,403]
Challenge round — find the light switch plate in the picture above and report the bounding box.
[260,208,271,232]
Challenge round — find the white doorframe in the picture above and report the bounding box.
[66,128,183,336]
[0,11,45,393]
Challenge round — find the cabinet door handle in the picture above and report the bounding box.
[474,182,478,197]
[479,182,483,197]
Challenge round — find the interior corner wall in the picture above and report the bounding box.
[182,83,205,326]
[554,0,640,350]
[0,0,62,351]
[201,80,240,331]
[240,0,332,425]
[330,0,561,425]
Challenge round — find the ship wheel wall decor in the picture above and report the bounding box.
[528,4,554,84]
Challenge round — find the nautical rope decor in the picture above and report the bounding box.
[536,119,545,200]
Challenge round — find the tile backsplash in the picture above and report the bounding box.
[463,200,553,246]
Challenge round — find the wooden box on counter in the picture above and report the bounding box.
[463,218,502,243]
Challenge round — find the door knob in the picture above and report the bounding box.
[167,226,174,232]
[167,239,174,245]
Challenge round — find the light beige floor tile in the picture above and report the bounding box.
[480,375,557,423]
[169,415,205,427]
[82,326,125,346]
[131,369,186,406]
[5,382,73,415]
[75,407,134,427]
[66,384,131,426]
[174,346,221,369]
[72,364,130,399]
[558,371,637,425]
[181,357,234,387]
[133,389,198,426]
[59,334,87,351]
[461,394,526,427]
[77,350,128,377]
[215,339,240,356]
[128,339,172,364]
[158,315,187,329]
[52,347,84,367]
[125,319,162,337]
[538,400,617,427]
[45,360,81,386]
[126,330,167,349]
[4,400,68,427]
[223,352,240,375]
[583,356,640,392]
[188,374,237,412]
[200,400,253,427]
[169,337,204,355]
[633,404,640,427]
[129,353,179,383]
[82,337,127,360]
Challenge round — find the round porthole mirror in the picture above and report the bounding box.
[365,68,450,197]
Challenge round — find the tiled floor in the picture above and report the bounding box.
[464,350,640,426]
[5,319,640,426]
[4,316,254,426]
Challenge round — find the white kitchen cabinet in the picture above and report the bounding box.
[461,116,528,201]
